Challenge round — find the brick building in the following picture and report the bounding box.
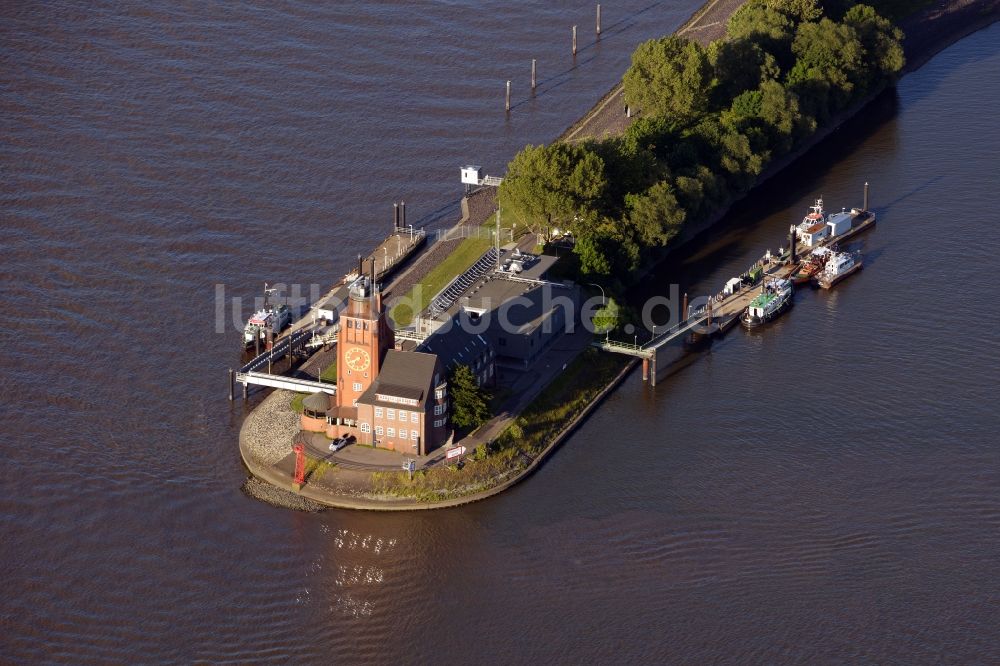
[300,270,450,455]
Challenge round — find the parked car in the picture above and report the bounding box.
[329,437,349,452]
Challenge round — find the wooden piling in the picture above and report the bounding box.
[596,4,602,36]
[400,201,406,229]
[531,59,536,92]
[228,368,234,401]
[864,181,870,212]
[505,80,511,112]
[242,382,248,401]
[394,202,399,229]
[572,25,578,55]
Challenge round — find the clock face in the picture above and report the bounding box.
[344,347,371,372]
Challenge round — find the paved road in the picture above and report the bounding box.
[562,0,745,143]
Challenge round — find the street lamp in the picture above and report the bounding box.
[586,282,609,341]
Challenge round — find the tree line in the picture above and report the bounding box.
[498,0,904,280]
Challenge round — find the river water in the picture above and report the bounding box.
[3,1,999,661]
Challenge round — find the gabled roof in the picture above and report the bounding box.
[358,350,439,408]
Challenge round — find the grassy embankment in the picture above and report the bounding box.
[389,213,508,328]
[369,347,629,501]
[290,360,337,413]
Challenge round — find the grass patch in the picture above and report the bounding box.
[389,212,517,328]
[500,347,627,456]
[320,359,337,382]
[290,392,308,414]
[367,347,630,502]
[305,457,336,483]
[390,235,491,327]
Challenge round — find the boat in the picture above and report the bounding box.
[814,250,863,289]
[791,247,832,284]
[243,284,292,348]
[796,198,830,248]
[741,278,793,329]
[800,197,825,227]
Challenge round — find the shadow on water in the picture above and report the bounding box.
[628,87,902,305]
[877,173,944,213]
[511,1,666,107]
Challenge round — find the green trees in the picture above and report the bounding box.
[623,36,711,125]
[498,143,607,241]
[625,180,686,247]
[499,3,903,282]
[449,365,490,431]
[843,4,905,89]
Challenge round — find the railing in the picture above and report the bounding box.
[236,371,337,395]
[239,328,312,373]
[425,247,499,319]
[393,329,428,342]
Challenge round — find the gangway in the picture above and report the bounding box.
[235,371,337,395]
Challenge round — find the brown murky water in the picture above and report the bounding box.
[3,2,999,662]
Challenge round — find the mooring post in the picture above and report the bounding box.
[864,181,870,212]
[596,4,602,36]
[505,80,511,112]
[650,353,657,387]
[572,25,578,55]
[228,368,234,401]
[682,292,689,321]
[242,381,248,401]
[531,59,536,92]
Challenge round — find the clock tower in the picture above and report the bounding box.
[335,266,393,409]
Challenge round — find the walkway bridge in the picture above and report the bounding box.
[235,371,336,396]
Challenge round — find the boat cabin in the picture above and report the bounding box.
[799,222,829,247]
[826,211,852,237]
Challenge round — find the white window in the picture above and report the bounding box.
[360,423,371,433]
[399,429,408,440]
[387,408,396,420]
[435,387,447,399]
[433,418,446,428]
[374,407,383,418]
[411,429,420,440]
[410,412,419,423]
[375,425,383,436]
[352,382,361,392]
[434,404,445,416]
[387,427,395,437]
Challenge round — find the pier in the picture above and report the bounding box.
[595,208,876,386]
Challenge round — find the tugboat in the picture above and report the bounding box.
[741,278,793,329]
[791,247,832,284]
[815,250,863,289]
[243,283,292,349]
